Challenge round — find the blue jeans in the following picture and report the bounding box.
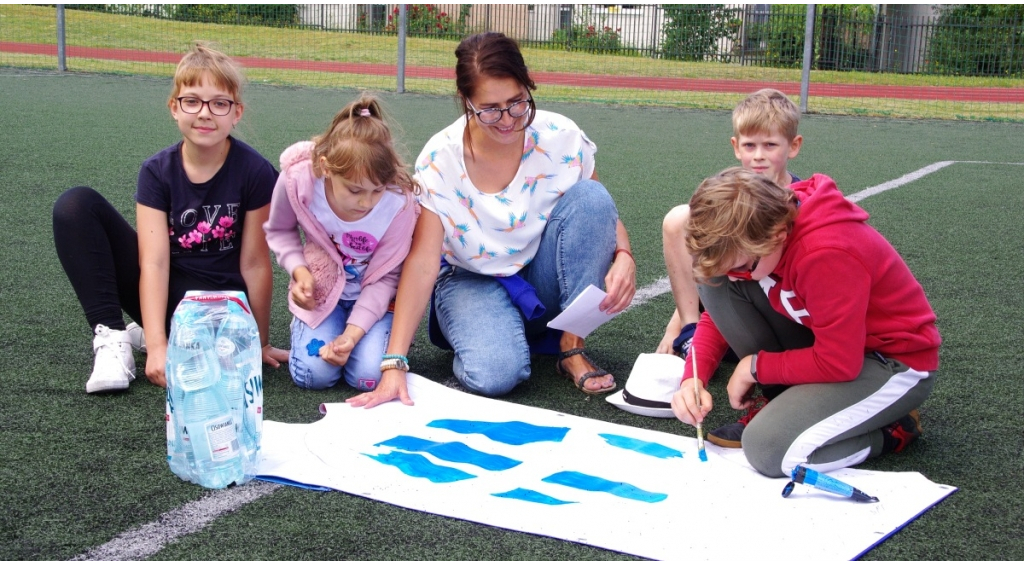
[432,179,618,396]
[288,300,392,391]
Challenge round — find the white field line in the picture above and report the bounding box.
[626,160,1024,311]
[74,159,1022,560]
[71,480,281,561]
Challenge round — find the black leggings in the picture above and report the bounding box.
[52,186,221,333]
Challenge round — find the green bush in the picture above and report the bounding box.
[383,4,469,40]
[171,5,298,27]
[745,5,807,68]
[549,6,623,54]
[926,5,1024,77]
[660,5,740,62]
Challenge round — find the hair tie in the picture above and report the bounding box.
[359,108,371,117]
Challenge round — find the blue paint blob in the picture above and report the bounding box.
[599,433,683,459]
[492,488,576,505]
[698,449,708,462]
[363,451,475,483]
[375,435,522,471]
[427,419,570,445]
[542,471,668,503]
[306,338,325,357]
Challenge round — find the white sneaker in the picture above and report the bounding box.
[86,324,136,394]
[126,322,147,353]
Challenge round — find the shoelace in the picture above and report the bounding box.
[738,395,769,425]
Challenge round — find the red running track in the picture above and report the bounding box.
[4,41,1022,103]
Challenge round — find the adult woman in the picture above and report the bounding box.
[348,32,635,406]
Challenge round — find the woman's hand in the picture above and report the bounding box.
[347,369,414,409]
[601,250,636,314]
[262,344,289,368]
[671,377,712,427]
[290,266,315,310]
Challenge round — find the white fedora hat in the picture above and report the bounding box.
[606,353,685,418]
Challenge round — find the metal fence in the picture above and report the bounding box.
[2,4,1022,121]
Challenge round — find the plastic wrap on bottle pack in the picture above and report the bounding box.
[165,290,263,488]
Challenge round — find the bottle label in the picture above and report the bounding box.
[203,415,239,462]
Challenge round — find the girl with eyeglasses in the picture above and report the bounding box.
[264,95,420,392]
[348,32,636,408]
[53,43,288,394]
[671,167,939,478]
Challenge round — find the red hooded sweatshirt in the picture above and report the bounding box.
[685,173,941,386]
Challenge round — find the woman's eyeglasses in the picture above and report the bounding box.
[176,97,236,116]
[466,98,533,125]
[726,256,761,280]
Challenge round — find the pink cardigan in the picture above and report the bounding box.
[263,141,420,331]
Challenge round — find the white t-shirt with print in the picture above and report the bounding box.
[414,110,597,277]
[308,181,405,300]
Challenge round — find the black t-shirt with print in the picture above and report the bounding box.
[135,137,277,290]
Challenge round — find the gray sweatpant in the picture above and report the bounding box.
[698,278,935,478]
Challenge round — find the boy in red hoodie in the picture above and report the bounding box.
[671,167,940,478]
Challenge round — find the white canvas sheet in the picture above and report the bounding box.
[258,373,955,560]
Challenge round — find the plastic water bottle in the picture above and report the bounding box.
[215,300,262,477]
[166,291,261,488]
[181,383,243,489]
[169,322,219,392]
[165,385,194,482]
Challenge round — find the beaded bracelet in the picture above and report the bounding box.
[614,248,634,263]
[382,354,409,365]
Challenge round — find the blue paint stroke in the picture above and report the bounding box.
[375,435,522,471]
[363,451,475,483]
[492,488,576,505]
[427,419,570,445]
[542,471,668,503]
[599,433,683,459]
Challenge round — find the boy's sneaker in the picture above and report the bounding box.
[126,322,146,353]
[881,410,922,455]
[706,395,769,449]
[672,322,698,358]
[85,324,136,394]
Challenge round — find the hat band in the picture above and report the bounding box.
[621,388,672,410]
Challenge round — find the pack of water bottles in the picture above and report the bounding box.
[165,290,263,489]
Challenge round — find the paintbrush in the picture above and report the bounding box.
[692,349,707,462]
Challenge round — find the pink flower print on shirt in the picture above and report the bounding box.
[211,216,237,240]
[178,229,204,249]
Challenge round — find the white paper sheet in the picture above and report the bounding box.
[258,373,956,561]
[546,284,621,338]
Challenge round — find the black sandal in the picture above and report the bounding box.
[556,348,616,395]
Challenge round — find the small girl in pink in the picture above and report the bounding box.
[264,96,420,390]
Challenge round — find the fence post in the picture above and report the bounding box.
[56,4,67,72]
[397,4,406,93]
[800,4,816,113]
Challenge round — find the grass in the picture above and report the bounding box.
[2,68,1024,561]
[2,4,1023,122]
